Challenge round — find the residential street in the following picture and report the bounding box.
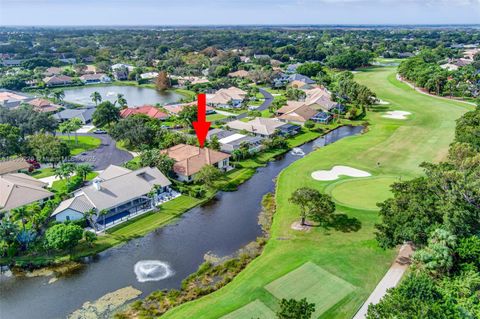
[236,88,273,120]
[67,133,133,170]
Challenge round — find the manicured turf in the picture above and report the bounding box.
[30,168,55,179]
[265,262,356,318]
[206,113,228,122]
[58,135,101,156]
[327,176,397,210]
[162,65,471,319]
[221,300,276,319]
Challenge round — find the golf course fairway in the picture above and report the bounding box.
[161,65,471,319]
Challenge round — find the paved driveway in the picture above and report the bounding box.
[66,133,133,170]
[236,88,274,120]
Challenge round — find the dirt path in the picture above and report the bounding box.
[352,244,413,319]
[396,75,476,106]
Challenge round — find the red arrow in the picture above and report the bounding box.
[193,93,211,148]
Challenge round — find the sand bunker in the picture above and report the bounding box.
[311,166,371,181]
[382,110,411,120]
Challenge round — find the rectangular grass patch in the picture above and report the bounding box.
[221,300,276,319]
[265,262,356,318]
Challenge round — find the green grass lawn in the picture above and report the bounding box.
[206,113,228,122]
[50,172,98,192]
[58,135,101,156]
[30,168,55,179]
[161,66,471,319]
[326,176,397,211]
[221,300,276,319]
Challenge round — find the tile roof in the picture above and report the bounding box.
[120,105,168,120]
[0,159,30,175]
[226,117,286,136]
[0,173,53,211]
[161,144,230,177]
[27,98,60,112]
[277,101,317,123]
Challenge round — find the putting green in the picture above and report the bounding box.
[327,176,397,210]
[265,262,356,318]
[221,300,275,319]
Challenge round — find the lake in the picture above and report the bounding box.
[63,85,183,107]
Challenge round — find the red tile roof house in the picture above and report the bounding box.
[120,105,169,120]
[26,98,61,113]
[161,144,231,182]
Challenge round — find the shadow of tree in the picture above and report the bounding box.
[325,214,362,232]
[370,106,390,113]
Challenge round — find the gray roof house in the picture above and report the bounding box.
[288,74,316,85]
[207,129,264,154]
[53,108,96,124]
[52,165,174,229]
[0,173,54,212]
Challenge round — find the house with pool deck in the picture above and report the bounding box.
[51,165,175,229]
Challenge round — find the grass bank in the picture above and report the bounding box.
[58,135,101,156]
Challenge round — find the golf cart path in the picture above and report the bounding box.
[352,244,413,319]
[396,74,476,106]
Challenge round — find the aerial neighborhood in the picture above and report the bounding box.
[0,24,479,319]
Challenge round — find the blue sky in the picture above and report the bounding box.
[1,0,479,25]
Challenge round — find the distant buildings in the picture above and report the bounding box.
[79,73,111,84]
[0,90,30,109]
[111,63,134,80]
[26,98,61,113]
[161,144,231,182]
[228,70,250,79]
[43,75,73,87]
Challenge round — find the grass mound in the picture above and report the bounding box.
[221,300,276,319]
[265,262,356,318]
[327,176,396,210]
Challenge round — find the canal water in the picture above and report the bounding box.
[0,125,363,319]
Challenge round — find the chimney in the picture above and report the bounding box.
[205,148,211,164]
[93,180,102,191]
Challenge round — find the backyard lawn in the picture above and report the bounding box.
[161,65,470,319]
[58,135,101,155]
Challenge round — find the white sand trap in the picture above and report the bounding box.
[311,165,371,181]
[376,99,390,105]
[382,111,411,120]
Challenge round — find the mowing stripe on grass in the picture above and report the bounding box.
[221,300,276,319]
[265,262,356,318]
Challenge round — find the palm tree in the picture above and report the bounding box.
[12,207,29,231]
[84,208,97,231]
[74,164,93,182]
[90,91,102,106]
[52,89,65,103]
[70,118,83,145]
[116,94,127,108]
[55,163,75,180]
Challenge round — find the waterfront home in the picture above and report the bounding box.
[164,102,214,116]
[311,111,333,124]
[111,63,134,80]
[51,165,173,228]
[140,71,159,80]
[79,73,111,84]
[0,90,31,109]
[207,128,264,154]
[120,105,169,120]
[53,107,95,124]
[0,173,54,213]
[43,75,73,87]
[276,101,317,125]
[227,117,300,137]
[26,98,61,113]
[161,144,231,182]
[207,87,247,108]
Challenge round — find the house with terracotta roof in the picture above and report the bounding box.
[276,101,318,125]
[43,67,63,77]
[207,86,248,108]
[120,105,169,120]
[0,173,54,212]
[26,98,61,113]
[43,75,73,87]
[161,144,231,182]
[0,90,31,109]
